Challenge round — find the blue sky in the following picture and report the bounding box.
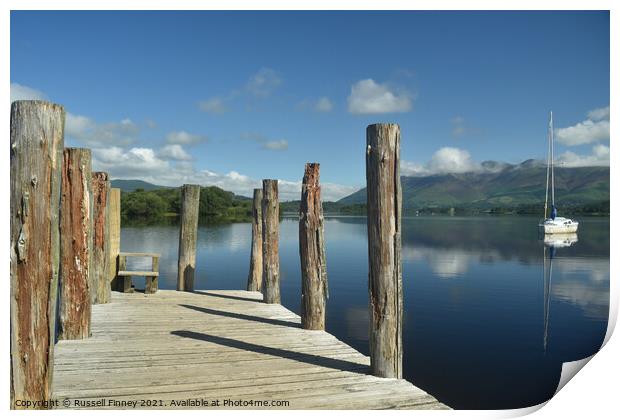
[10,11,610,200]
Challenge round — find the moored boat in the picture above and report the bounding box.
[538,111,579,234]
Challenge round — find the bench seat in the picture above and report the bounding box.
[115,253,160,294]
[117,270,159,277]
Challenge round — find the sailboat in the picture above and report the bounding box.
[539,111,579,234]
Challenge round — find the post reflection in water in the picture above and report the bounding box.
[121,216,609,409]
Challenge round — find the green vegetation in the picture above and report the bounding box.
[121,186,252,225]
[111,179,168,192]
[339,164,610,212]
[118,162,610,225]
[280,201,367,215]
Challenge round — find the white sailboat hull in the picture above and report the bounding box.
[539,217,579,234]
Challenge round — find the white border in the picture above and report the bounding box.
[2,2,617,419]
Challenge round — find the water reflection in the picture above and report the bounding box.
[542,234,578,352]
[120,216,609,409]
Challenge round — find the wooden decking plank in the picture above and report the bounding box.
[52,290,448,410]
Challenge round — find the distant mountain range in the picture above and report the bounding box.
[111,179,168,192]
[112,161,609,210]
[338,160,609,209]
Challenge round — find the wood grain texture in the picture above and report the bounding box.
[145,256,159,294]
[108,188,121,290]
[365,123,403,379]
[299,163,328,330]
[177,184,200,291]
[91,172,111,304]
[261,180,280,304]
[59,148,93,340]
[51,290,448,410]
[10,100,64,408]
[247,189,263,291]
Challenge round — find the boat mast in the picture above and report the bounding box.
[550,111,555,207]
[544,112,552,219]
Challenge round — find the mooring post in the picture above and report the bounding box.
[10,100,64,408]
[262,179,281,304]
[91,172,111,304]
[366,123,403,378]
[59,148,93,340]
[108,187,121,291]
[177,184,201,291]
[247,188,264,291]
[299,163,328,330]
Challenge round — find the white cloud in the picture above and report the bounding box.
[10,82,47,102]
[315,97,334,112]
[429,147,480,173]
[94,146,355,201]
[241,132,288,152]
[11,83,140,147]
[66,114,139,147]
[556,144,610,167]
[158,144,193,161]
[246,67,282,97]
[262,139,288,150]
[198,68,281,113]
[400,160,428,176]
[93,147,169,178]
[347,79,411,114]
[556,119,610,146]
[587,106,610,121]
[556,106,610,146]
[165,130,207,145]
[199,97,228,114]
[403,147,481,176]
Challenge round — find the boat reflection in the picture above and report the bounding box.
[543,233,578,248]
[542,233,578,352]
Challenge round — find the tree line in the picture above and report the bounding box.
[121,187,609,225]
[121,186,252,225]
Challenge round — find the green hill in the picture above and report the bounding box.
[339,162,609,210]
[111,179,169,192]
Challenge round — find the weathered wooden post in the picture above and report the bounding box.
[108,187,121,291]
[91,172,111,304]
[366,123,403,379]
[299,163,328,330]
[177,184,201,291]
[247,188,263,291]
[261,179,280,304]
[10,100,64,408]
[59,148,93,340]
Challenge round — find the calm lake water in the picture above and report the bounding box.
[121,215,609,409]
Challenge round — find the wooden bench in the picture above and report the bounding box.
[116,252,160,294]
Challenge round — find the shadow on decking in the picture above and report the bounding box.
[180,304,300,328]
[191,291,263,303]
[171,330,369,374]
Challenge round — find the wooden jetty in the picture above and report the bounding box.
[52,290,447,409]
[11,102,447,410]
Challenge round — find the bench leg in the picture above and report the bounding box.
[145,276,158,294]
[121,275,133,293]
